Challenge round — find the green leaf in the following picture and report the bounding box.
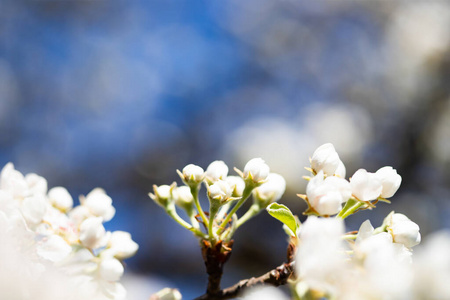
[266,203,299,237]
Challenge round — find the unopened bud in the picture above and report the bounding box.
[243,158,270,184]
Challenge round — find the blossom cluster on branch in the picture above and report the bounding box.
[150,143,450,300]
[0,163,138,300]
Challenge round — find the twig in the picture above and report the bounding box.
[194,261,295,300]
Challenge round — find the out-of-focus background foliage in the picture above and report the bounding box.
[1,0,450,298]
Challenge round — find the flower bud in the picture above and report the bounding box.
[386,213,421,248]
[107,231,139,260]
[225,176,245,197]
[375,166,402,198]
[36,234,72,263]
[335,160,346,178]
[21,194,48,225]
[172,186,193,212]
[178,164,205,186]
[82,188,116,222]
[25,173,48,195]
[243,158,270,184]
[253,173,286,208]
[310,143,342,176]
[149,184,173,208]
[205,160,229,184]
[99,257,124,282]
[48,186,73,212]
[150,288,182,300]
[79,216,107,249]
[306,171,351,215]
[208,180,233,204]
[350,169,382,201]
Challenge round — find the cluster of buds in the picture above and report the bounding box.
[299,143,402,217]
[0,163,138,300]
[149,158,286,243]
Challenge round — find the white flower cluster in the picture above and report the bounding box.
[292,214,436,300]
[0,163,138,300]
[304,143,402,216]
[151,158,287,243]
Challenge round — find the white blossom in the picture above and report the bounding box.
[79,216,107,249]
[252,173,286,207]
[36,234,72,263]
[386,213,421,248]
[208,180,233,204]
[25,173,48,195]
[296,216,346,294]
[48,187,73,212]
[335,160,346,178]
[180,164,205,185]
[21,194,48,226]
[106,231,139,260]
[310,143,342,176]
[0,163,28,198]
[350,169,382,201]
[242,286,289,300]
[99,257,124,282]
[225,176,245,197]
[81,188,116,222]
[172,186,193,210]
[306,171,351,215]
[375,166,402,198]
[205,160,229,183]
[243,158,270,183]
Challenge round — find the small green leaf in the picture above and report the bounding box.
[267,203,299,237]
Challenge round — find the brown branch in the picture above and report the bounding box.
[194,261,295,300]
[201,240,234,297]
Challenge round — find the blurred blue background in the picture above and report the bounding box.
[2,0,450,298]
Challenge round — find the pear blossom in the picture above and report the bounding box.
[25,173,48,195]
[0,163,137,300]
[36,234,72,263]
[0,163,28,198]
[179,164,204,185]
[386,213,421,248]
[21,194,48,225]
[225,176,245,197]
[335,160,346,178]
[79,216,107,249]
[310,143,342,176]
[350,169,382,201]
[150,288,183,300]
[208,180,233,204]
[172,186,193,211]
[205,160,229,184]
[375,166,402,198]
[68,205,92,227]
[306,171,351,215]
[81,188,116,222]
[99,257,124,282]
[252,173,286,207]
[106,231,139,260]
[413,231,450,298]
[48,186,73,212]
[243,158,270,183]
[242,286,289,300]
[296,216,346,294]
[149,185,173,208]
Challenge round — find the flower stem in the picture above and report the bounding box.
[191,185,209,228]
[216,185,253,236]
[338,200,364,219]
[235,203,261,229]
[208,204,220,243]
[166,207,205,238]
